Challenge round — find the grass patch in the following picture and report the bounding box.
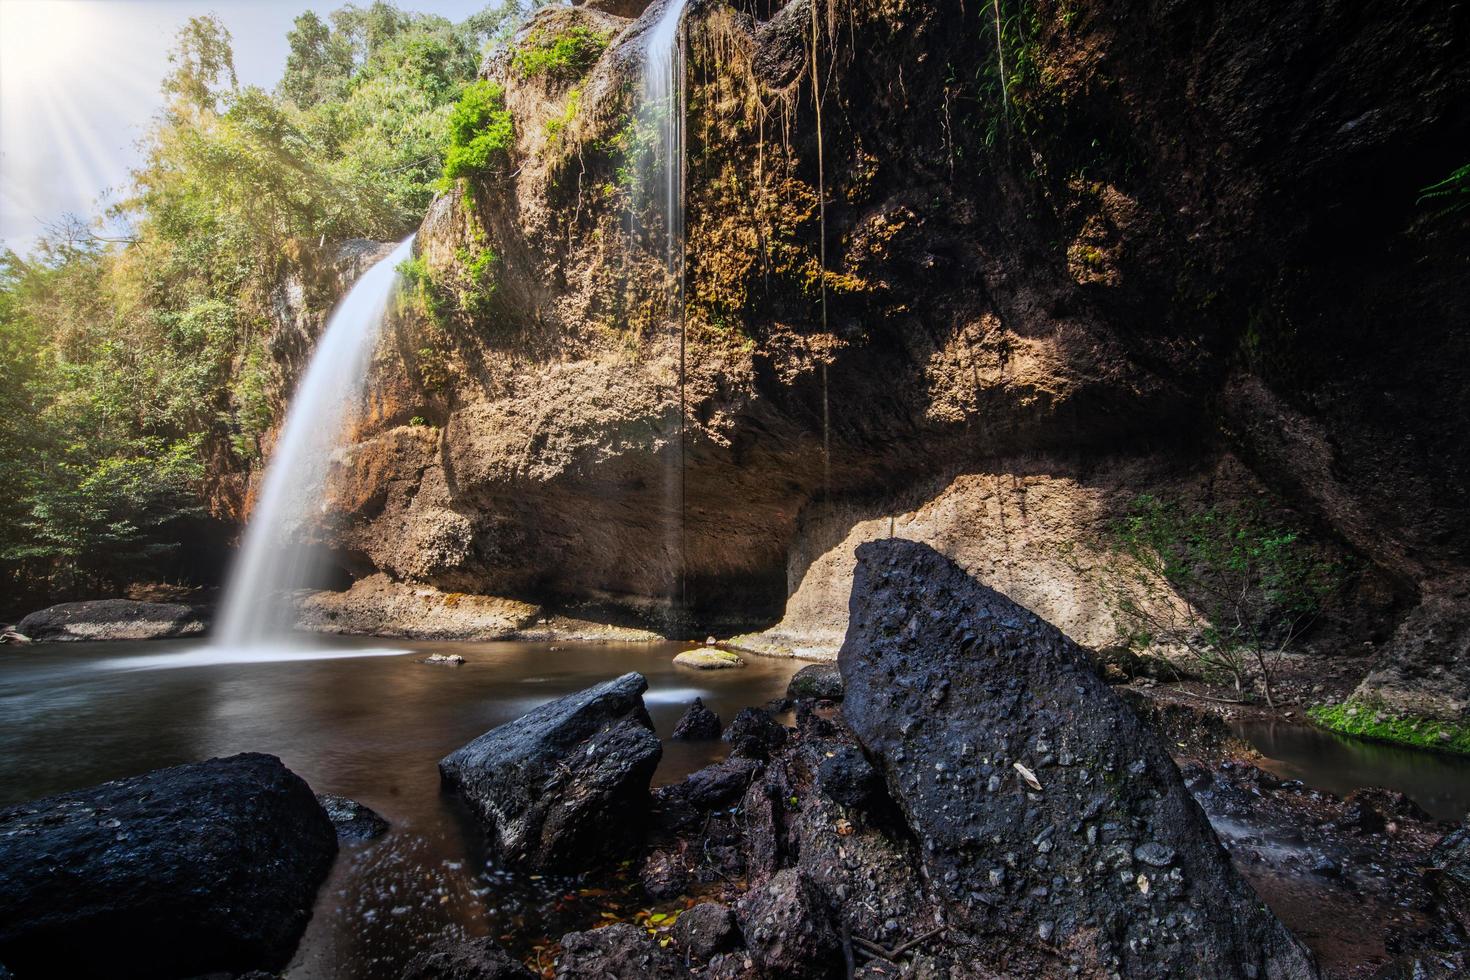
[442,80,513,183]
[513,25,609,81]
[1309,700,1470,756]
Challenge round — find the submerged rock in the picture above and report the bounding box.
[316,793,389,840]
[402,936,535,979]
[673,648,745,670]
[439,672,661,871]
[422,653,467,665]
[0,753,336,979]
[17,598,209,642]
[671,697,722,739]
[838,539,1320,979]
[786,662,843,701]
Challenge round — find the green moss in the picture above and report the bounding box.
[442,80,513,182]
[512,25,609,81]
[544,86,582,147]
[1309,700,1470,756]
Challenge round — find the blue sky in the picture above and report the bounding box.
[0,0,498,252]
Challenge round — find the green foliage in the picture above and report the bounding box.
[442,80,514,182]
[1106,494,1345,705]
[0,2,544,606]
[1309,701,1470,756]
[544,86,583,147]
[512,25,610,81]
[1418,162,1470,217]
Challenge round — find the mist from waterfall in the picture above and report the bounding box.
[213,236,416,648]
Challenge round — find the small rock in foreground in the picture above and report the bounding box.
[402,936,535,979]
[422,653,466,665]
[671,697,722,739]
[786,662,843,701]
[316,793,390,840]
[554,922,680,979]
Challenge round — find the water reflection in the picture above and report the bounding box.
[0,636,808,978]
[1235,718,1470,821]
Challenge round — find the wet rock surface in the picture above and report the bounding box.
[838,539,1320,978]
[439,672,661,871]
[317,793,390,840]
[0,753,336,979]
[17,598,209,642]
[723,707,789,761]
[671,697,722,740]
[402,936,536,979]
[787,662,844,701]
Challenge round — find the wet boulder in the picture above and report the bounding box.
[17,598,209,642]
[316,794,389,840]
[402,936,535,979]
[0,753,337,979]
[652,756,761,834]
[555,923,680,979]
[672,697,722,739]
[439,672,661,871]
[787,663,843,701]
[838,539,1320,979]
[723,707,789,760]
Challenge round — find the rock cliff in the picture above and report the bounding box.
[249,1,1467,716]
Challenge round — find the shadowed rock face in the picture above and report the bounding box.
[0,753,337,980]
[838,539,1320,979]
[439,671,661,871]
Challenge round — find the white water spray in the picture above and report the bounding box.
[214,236,416,648]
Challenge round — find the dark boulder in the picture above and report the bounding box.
[640,848,690,899]
[439,672,661,871]
[0,753,336,979]
[317,793,389,840]
[735,868,841,979]
[787,663,843,701]
[673,902,739,962]
[723,707,788,760]
[402,936,535,979]
[838,539,1320,980]
[652,756,760,834]
[17,598,209,642]
[815,745,881,810]
[672,697,722,739]
[554,923,680,979]
[1428,821,1470,933]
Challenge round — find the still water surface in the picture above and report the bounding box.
[0,636,809,978]
[4,638,1470,977]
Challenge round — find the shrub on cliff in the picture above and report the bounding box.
[443,80,515,181]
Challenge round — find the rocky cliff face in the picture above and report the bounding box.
[265,1,1466,715]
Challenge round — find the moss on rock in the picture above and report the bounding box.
[1309,700,1470,756]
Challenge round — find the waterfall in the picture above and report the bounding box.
[637,0,690,618]
[213,236,416,648]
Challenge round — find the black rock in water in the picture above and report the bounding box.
[722,707,788,760]
[0,753,337,979]
[439,671,661,871]
[17,598,209,642]
[838,539,1320,980]
[317,793,389,840]
[787,662,843,701]
[671,697,722,739]
[402,936,535,979]
[652,756,761,834]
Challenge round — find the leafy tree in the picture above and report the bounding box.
[161,15,238,115]
[1105,495,1345,707]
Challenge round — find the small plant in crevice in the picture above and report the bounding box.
[1103,494,1346,708]
[1417,162,1470,218]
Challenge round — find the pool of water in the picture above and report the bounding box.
[0,636,811,978]
[1234,718,1470,822]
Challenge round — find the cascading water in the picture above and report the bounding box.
[637,0,691,617]
[213,236,416,649]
